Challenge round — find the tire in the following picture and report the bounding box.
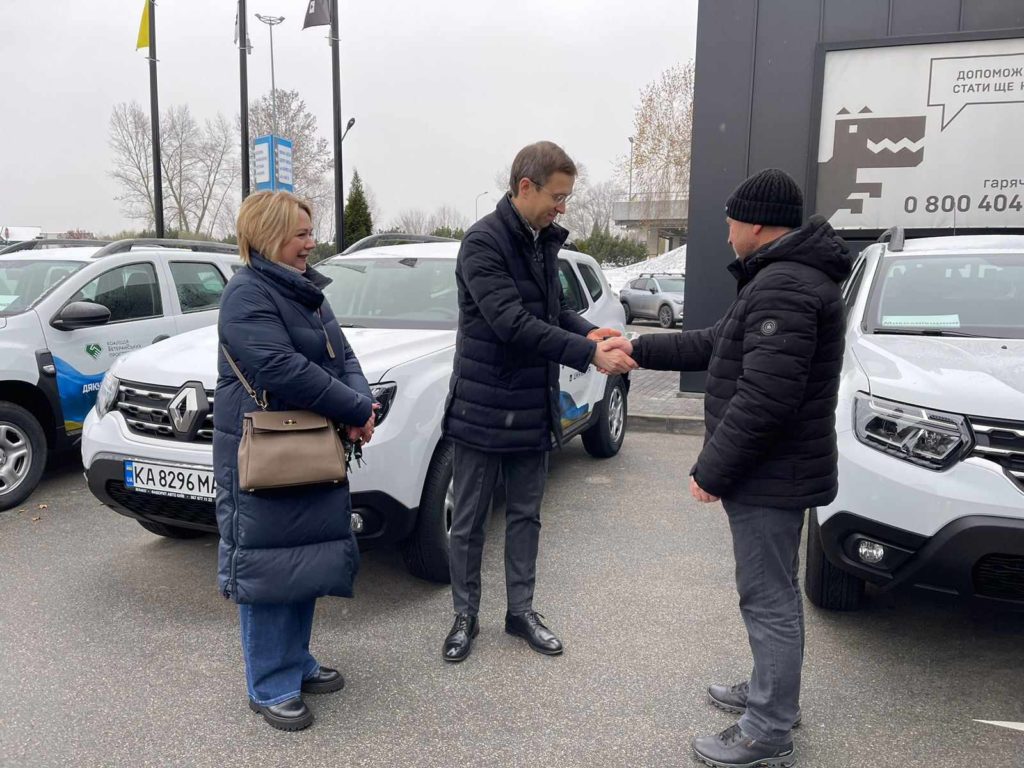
[620,301,633,324]
[136,518,207,539]
[0,402,48,512]
[658,304,675,329]
[402,439,454,583]
[581,376,628,458]
[804,509,864,611]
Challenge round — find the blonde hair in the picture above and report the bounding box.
[236,191,314,265]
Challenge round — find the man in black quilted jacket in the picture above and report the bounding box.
[606,169,851,767]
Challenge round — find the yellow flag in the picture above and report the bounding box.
[136,1,150,50]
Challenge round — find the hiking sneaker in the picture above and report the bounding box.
[707,682,801,728]
[692,723,797,768]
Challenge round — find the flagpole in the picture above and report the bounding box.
[147,0,164,237]
[238,0,250,199]
[330,0,344,253]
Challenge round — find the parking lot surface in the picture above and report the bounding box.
[1,431,1022,767]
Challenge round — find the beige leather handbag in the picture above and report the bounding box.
[223,346,348,492]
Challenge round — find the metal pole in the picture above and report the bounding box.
[239,0,250,199]
[255,14,284,190]
[148,0,164,237]
[269,24,277,137]
[331,0,344,253]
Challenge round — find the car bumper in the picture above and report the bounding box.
[820,431,1024,605]
[82,410,417,547]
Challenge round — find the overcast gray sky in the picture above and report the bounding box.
[0,0,697,236]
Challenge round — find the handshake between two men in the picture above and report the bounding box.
[586,328,638,375]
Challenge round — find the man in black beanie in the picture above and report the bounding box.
[603,168,851,766]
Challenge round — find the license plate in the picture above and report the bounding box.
[124,460,215,501]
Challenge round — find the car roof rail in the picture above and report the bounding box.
[877,226,905,252]
[90,238,239,258]
[639,271,684,277]
[340,232,458,255]
[0,238,110,255]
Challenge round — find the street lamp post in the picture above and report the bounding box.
[341,117,355,143]
[474,191,489,221]
[628,136,635,201]
[254,14,284,138]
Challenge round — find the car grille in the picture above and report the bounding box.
[106,480,216,528]
[968,417,1024,492]
[117,381,214,443]
[973,553,1024,602]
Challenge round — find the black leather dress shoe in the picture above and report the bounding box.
[504,610,563,656]
[248,697,314,731]
[443,613,479,663]
[302,667,345,694]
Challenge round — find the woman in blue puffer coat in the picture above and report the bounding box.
[213,191,376,731]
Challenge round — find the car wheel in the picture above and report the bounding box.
[620,301,633,324]
[0,402,48,512]
[582,375,627,458]
[136,518,207,539]
[402,439,454,583]
[804,509,864,611]
[658,304,675,329]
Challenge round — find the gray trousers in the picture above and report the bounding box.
[449,443,548,616]
[722,499,806,747]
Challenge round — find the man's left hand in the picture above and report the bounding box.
[690,475,719,503]
[587,327,622,342]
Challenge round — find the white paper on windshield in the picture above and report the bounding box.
[0,295,17,310]
[881,314,961,328]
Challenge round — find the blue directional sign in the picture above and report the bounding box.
[253,134,293,192]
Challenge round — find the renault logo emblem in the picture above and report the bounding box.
[167,382,207,440]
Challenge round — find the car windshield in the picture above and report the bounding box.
[658,278,685,292]
[0,259,86,316]
[319,257,458,330]
[865,252,1024,339]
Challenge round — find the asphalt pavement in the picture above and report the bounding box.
[1,431,1022,768]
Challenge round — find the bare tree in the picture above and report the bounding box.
[109,102,155,226]
[390,208,430,234]
[620,61,695,202]
[427,205,468,234]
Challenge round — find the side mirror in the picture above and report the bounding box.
[52,301,111,331]
[649,287,658,294]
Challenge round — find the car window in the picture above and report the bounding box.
[170,261,227,313]
[558,260,587,313]
[577,263,604,302]
[69,263,163,322]
[628,278,643,290]
[658,278,685,293]
[0,259,85,316]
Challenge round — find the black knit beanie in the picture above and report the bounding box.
[725,168,803,228]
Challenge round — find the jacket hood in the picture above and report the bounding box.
[730,215,852,288]
[247,252,330,309]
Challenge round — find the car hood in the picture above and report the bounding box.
[851,334,1024,418]
[112,324,456,389]
[661,292,685,302]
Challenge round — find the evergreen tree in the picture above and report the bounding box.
[343,170,373,248]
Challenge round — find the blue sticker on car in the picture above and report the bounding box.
[53,356,105,431]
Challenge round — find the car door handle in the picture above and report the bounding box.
[152,334,170,343]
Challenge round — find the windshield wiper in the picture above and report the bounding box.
[872,328,985,338]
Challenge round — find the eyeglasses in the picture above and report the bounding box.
[529,180,574,205]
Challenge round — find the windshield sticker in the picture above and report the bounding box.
[881,314,961,328]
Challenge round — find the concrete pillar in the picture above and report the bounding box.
[646,226,660,256]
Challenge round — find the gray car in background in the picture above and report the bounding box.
[618,272,685,328]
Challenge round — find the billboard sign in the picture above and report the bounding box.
[814,35,1024,231]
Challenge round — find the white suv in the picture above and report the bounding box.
[806,229,1024,611]
[0,239,239,510]
[82,242,629,582]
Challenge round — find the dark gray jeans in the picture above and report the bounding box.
[449,444,548,616]
[722,499,806,746]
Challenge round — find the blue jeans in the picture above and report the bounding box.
[722,500,805,747]
[238,599,321,706]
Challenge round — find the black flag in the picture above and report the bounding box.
[302,0,331,28]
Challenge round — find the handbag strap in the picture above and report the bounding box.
[221,345,268,411]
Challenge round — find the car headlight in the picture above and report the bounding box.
[853,393,972,470]
[370,382,397,426]
[95,370,120,419]
[671,298,684,305]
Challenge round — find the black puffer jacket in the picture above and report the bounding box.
[443,195,597,452]
[632,216,852,509]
